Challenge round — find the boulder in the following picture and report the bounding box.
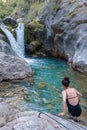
[0,52,32,81]
[3,17,17,27]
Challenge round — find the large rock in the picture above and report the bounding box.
[0,100,87,130]
[0,40,16,56]
[0,52,32,81]
[3,17,17,27]
[41,0,87,75]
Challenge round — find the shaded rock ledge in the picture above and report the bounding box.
[0,100,87,130]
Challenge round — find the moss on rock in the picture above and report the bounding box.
[29,20,45,32]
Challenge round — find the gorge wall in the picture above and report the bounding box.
[39,0,87,75]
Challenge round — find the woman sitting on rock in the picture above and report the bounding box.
[58,77,82,122]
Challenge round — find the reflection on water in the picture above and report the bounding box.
[0,57,87,124]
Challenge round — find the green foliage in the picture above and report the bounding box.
[0,0,14,18]
[0,0,45,19]
[31,20,45,32]
[0,0,61,20]
[28,1,44,20]
[0,0,28,19]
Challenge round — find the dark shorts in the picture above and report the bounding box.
[66,99,82,117]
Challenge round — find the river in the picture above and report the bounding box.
[0,56,87,124]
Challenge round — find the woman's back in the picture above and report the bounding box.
[58,77,82,117]
[65,88,79,106]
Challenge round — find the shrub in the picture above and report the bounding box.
[30,20,45,32]
[28,1,44,20]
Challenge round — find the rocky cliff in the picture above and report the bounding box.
[40,0,87,75]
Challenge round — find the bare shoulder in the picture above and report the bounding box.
[71,87,76,91]
[62,90,66,94]
[71,88,82,96]
[72,88,78,92]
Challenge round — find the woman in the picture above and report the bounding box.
[58,77,82,121]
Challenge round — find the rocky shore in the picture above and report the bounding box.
[0,99,87,130]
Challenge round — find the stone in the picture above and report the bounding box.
[0,101,87,130]
[3,17,17,27]
[0,52,32,81]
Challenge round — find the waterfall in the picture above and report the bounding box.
[0,23,25,58]
[15,23,24,57]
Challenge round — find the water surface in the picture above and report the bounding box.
[0,56,87,122]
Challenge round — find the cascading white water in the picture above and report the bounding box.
[15,23,24,57]
[0,26,18,53]
[0,23,25,58]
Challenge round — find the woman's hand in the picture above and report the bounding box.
[58,112,65,116]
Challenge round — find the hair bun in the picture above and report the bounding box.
[62,77,70,87]
[64,77,69,81]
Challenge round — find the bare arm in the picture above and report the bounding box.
[58,91,66,116]
[76,89,82,97]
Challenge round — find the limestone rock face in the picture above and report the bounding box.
[0,52,32,81]
[0,100,87,130]
[41,0,87,75]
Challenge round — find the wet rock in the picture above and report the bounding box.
[0,40,16,56]
[28,40,41,53]
[3,17,17,27]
